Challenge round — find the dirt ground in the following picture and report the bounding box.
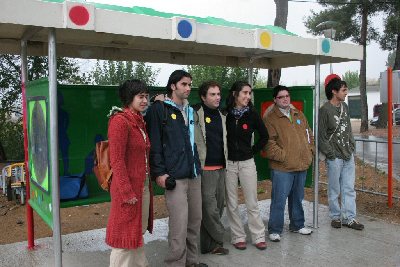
[1,121,399,245]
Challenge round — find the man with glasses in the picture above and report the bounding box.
[263,85,314,242]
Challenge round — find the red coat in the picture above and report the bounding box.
[106,109,153,249]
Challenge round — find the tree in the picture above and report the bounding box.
[186,65,259,89]
[267,0,288,88]
[342,70,360,90]
[380,2,400,70]
[90,60,159,86]
[386,50,396,68]
[304,0,383,133]
[0,55,86,160]
[254,75,268,88]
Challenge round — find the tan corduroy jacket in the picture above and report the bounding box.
[263,104,314,172]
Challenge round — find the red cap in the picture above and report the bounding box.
[324,74,341,87]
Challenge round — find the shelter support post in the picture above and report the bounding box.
[21,40,35,250]
[387,67,393,208]
[313,56,320,228]
[247,67,254,87]
[48,28,62,267]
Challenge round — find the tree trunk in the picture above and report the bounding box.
[0,141,6,161]
[376,103,388,129]
[393,33,400,70]
[268,0,288,87]
[359,5,369,133]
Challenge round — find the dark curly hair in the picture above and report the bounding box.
[325,78,347,100]
[198,80,221,103]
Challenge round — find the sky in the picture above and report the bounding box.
[90,0,389,86]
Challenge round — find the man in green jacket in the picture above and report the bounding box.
[318,74,364,231]
[263,85,314,242]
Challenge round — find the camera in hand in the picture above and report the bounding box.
[165,176,176,190]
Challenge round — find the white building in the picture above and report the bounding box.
[346,84,380,120]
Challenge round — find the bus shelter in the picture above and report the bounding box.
[0,1,362,266]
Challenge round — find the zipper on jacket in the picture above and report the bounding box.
[235,119,239,152]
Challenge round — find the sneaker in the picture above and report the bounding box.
[210,246,229,255]
[269,233,281,242]
[233,241,247,250]
[331,219,342,228]
[255,241,267,250]
[291,227,313,235]
[343,219,364,230]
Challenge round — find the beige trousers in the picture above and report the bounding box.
[164,178,202,267]
[225,158,265,244]
[109,186,150,267]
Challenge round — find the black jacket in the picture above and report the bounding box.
[145,101,201,180]
[226,108,269,161]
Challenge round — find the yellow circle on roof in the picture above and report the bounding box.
[260,32,271,48]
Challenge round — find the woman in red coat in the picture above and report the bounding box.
[106,79,153,267]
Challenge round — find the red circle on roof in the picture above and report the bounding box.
[69,6,90,26]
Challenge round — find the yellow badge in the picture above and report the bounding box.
[205,117,211,123]
[171,113,177,120]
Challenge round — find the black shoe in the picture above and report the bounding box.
[186,263,208,267]
[210,246,229,255]
[343,219,364,230]
[331,219,342,228]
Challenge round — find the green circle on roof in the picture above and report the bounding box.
[322,39,331,54]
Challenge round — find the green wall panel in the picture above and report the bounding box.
[26,80,314,214]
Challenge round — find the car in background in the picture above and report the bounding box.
[370,116,378,126]
[395,108,400,125]
[370,109,400,126]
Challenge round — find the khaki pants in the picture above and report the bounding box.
[109,186,150,267]
[165,178,202,267]
[225,159,265,244]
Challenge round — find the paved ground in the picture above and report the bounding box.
[1,199,399,267]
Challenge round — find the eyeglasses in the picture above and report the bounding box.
[276,95,290,99]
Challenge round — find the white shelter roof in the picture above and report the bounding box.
[0,0,362,68]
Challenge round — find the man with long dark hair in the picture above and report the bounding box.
[146,70,207,267]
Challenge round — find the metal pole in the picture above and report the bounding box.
[48,28,62,267]
[387,67,393,208]
[248,67,254,87]
[313,56,320,228]
[21,40,35,249]
[248,66,255,145]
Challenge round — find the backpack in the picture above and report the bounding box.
[59,172,89,201]
[93,140,112,191]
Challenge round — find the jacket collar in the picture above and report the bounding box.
[272,104,299,118]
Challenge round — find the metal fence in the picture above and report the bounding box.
[318,137,400,200]
[354,137,399,199]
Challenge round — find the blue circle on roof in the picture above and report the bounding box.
[177,20,192,38]
[322,39,331,53]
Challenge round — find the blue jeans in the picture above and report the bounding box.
[327,155,356,223]
[268,169,307,234]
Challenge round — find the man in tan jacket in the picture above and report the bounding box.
[263,85,314,242]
